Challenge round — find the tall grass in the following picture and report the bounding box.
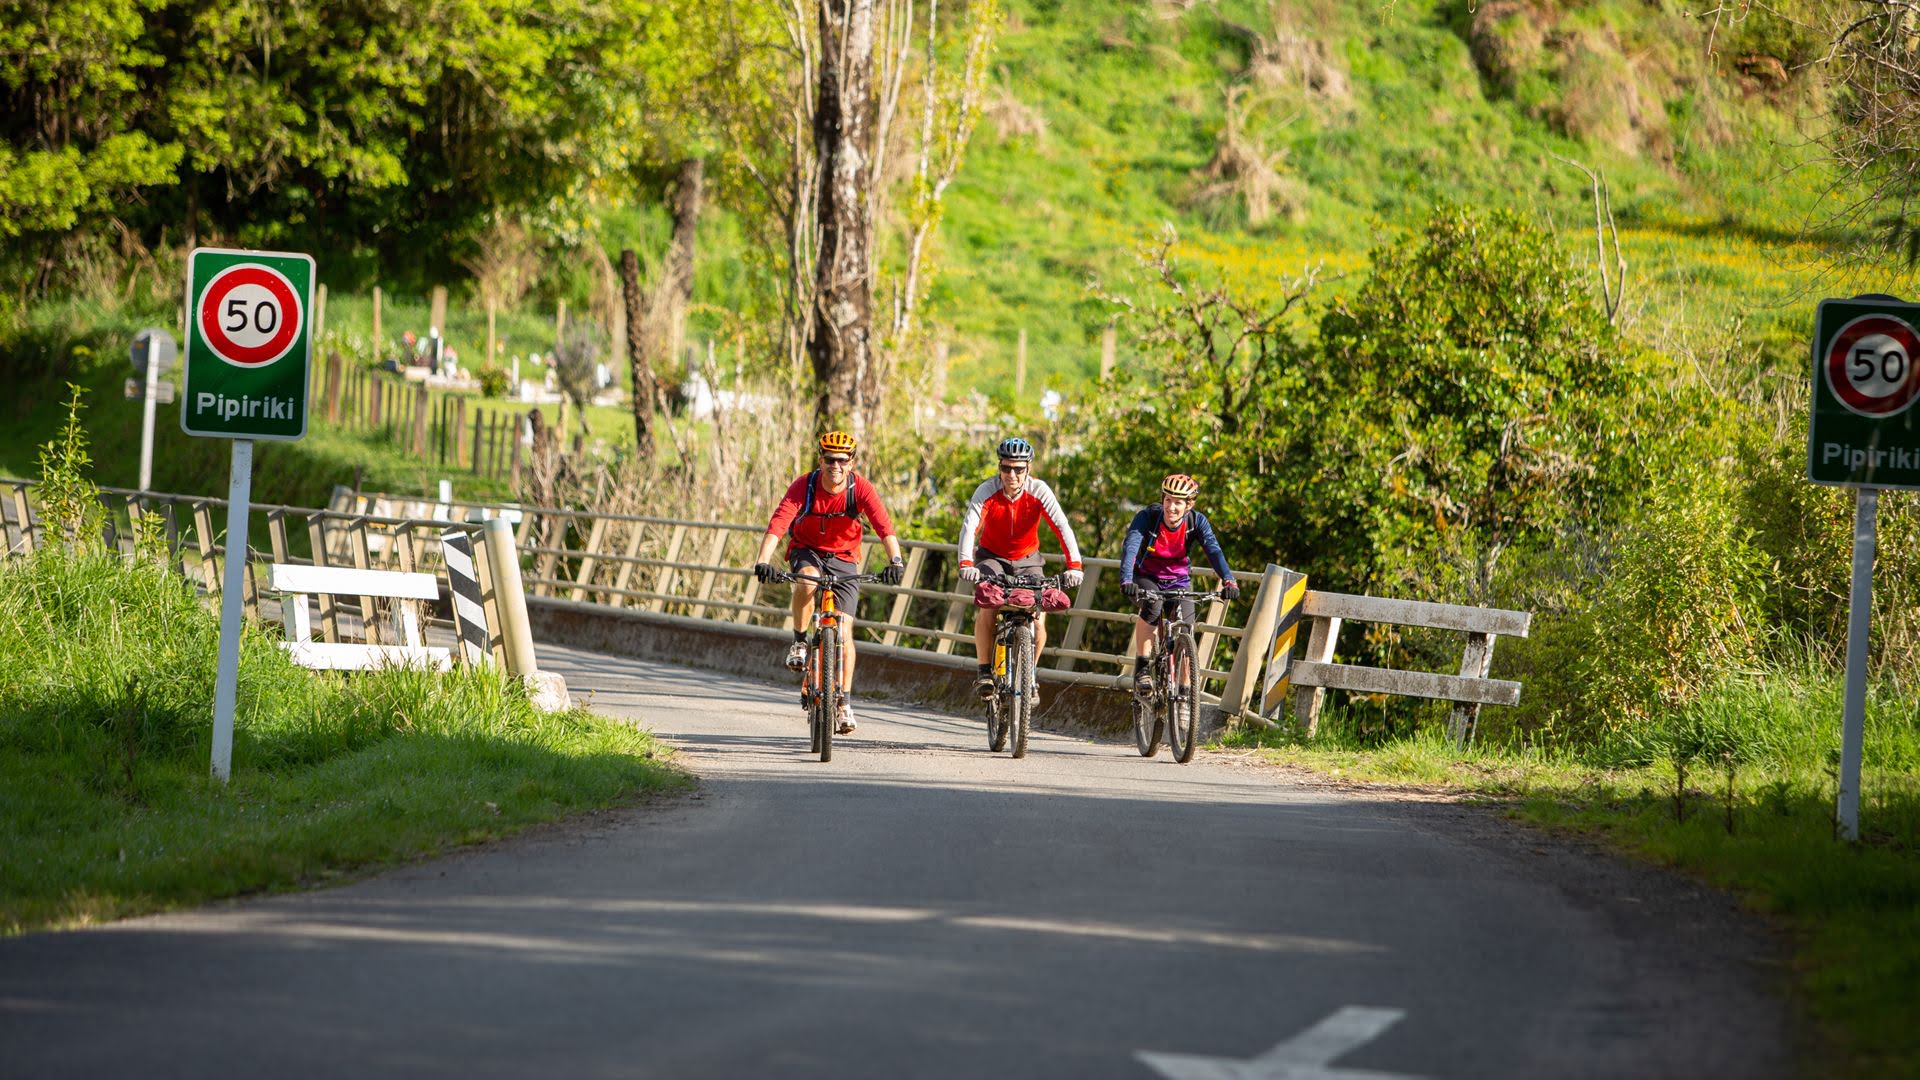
[0,547,684,933]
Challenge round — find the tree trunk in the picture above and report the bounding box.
[809,0,878,430]
[620,248,656,459]
[666,157,706,363]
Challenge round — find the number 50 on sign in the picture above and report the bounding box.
[181,247,313,441]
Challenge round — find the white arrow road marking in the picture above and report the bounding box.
[1136,1006,1425,1080]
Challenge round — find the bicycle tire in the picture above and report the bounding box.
[1166,629,1199,764]
[806,637,824,754]
[1010,624,1033,759]
[818,629,837,763]
[1133,655,1163,758]
[988,687,1009,752]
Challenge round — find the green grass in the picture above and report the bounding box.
[1224,667,1920,1076]
[0,546,688,934]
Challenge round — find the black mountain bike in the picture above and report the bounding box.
[770,569,882,763]
[981,573,1062,759]
[1132,587,1226,764]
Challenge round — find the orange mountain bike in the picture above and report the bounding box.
[771,569,881,762]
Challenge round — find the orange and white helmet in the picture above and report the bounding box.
[1160,473,1200,499]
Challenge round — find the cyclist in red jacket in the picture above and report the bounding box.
[752,430,906,733]
[956,436,1084,699]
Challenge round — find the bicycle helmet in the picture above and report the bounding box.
[996,436,1034,461]
[1161,473,1200,498]
[819,430,858,455]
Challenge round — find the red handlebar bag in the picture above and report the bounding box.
[1040,587,1071,611]
[972,580,1007,608]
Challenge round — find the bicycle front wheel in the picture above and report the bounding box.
[817,630,838,763]
[988,686,1009,752]
[1166,629,1198,764]
[1133,665,1163,758]
[1009,624,1034,759]
[806,639,824,754]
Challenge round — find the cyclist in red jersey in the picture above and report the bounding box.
[752,430,906,734]
[956,436,1084,699]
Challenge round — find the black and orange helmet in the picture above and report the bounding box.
[819,430,858,455]
[1161,473,1200,499]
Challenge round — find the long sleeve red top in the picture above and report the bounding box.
[765,472,897,559]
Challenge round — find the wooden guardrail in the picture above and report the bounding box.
[5,479,1533,740]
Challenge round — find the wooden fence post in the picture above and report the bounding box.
[879,547,927,647]
[649,524,690,611]
[412,385,429,456]
[686,529,733,619]
[325,353,343,423]
[1052,564,1104,671]
[1449,632,1496,748]
[372,286,383,364]
[350,518,381,645]
[609,523,649,609]
[568,517,610,602]
[1292,615,1341,737]
[455,397,469,468]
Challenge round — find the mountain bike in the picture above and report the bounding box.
[980,573,1063,759]
[1132,587,1226,764]
[770,569,882,763]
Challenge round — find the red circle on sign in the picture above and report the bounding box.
[1826,314,1920,417]
[197,264,301,367]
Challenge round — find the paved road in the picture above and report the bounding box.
[1,643,1794,1078]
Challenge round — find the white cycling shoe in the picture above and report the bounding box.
[784,641,807,671]
[835,701,857,735]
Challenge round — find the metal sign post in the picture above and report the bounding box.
[1808,294,1920,840]
[180,247,314,782]
[130,328,177,492]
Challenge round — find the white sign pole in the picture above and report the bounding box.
[139,335,160,491]
[1837,485,1877,841]
[210,438,255,783]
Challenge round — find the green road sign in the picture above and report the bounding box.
[1809,295,1920,488]
[180,247,312,440]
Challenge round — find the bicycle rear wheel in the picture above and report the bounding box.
[1166,629,1198,764]
[1009,624,1033,759]
[817,630,838,763]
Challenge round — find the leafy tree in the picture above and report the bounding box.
[1306,205,1644,596]
[0,0,181,250]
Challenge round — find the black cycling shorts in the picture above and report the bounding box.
[788,547,861,609]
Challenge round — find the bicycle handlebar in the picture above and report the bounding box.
[766,570,887,587]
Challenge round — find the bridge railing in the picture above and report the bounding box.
[5,479,1533,733]
[324,488,1252,703]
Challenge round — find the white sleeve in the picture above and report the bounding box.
[955,479,996,564]
[1030,479,1082,567]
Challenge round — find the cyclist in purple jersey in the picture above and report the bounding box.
[1118,474,1239,695]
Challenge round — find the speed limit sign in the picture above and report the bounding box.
[181,247,312,440]
[1810,296,1920,488]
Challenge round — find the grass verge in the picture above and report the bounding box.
[1221,676,1920,1078]
[0,547,688,935]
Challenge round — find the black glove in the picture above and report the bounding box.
[753,562,776,583]
[1221,580,1241,601]
[1120,581,1140,602]
[881,558,905,586]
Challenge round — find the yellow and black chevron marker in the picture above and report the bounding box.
[1260,570,1308,717]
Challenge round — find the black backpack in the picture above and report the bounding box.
[797,470,861,525]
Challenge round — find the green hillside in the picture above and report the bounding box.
[902,0,1838,396]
